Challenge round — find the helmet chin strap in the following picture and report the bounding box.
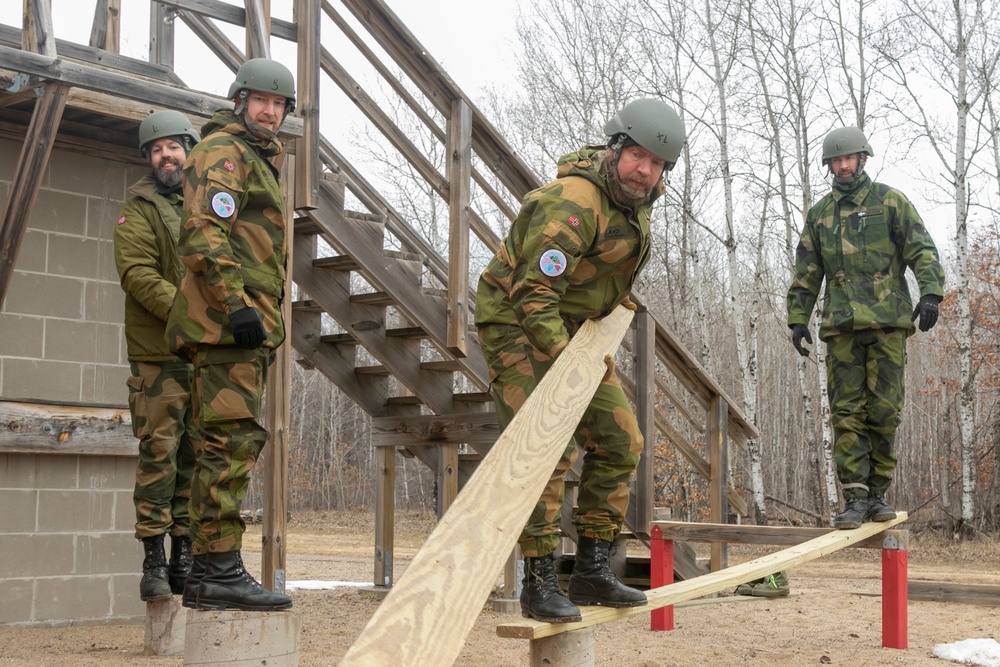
[234,89,285,141]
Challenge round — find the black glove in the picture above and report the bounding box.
[791,324,812,357]
[911,295,941,332]
[230,307,265,349]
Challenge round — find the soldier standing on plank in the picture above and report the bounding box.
[475,99,685,623]
[786,127,945,529]
[114,109,200,602]
[167,58,295,611]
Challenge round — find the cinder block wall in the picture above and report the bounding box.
[0,137,149,625]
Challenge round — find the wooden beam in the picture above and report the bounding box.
[909,580,1000,606]
[149,1,175,70]
[446,98,471,357]
[25,0,57,57]
[245,0,271,59]
[708,396,728,570]
[340,306,634,667]
[89,0,120,52]
[0,400,133,456]
[633,309,656,532]
[175,10,243,73]
[656,520,909,550]
[371,412,499,447]
[156,0,297,41]
[0,44,304,134]
[496,512,909,640]
[293,0,320,210]
[0,82,68,307]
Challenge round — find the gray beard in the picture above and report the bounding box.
[154,165,182,190]
[606,154,656,210]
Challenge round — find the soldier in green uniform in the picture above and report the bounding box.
[475,99,685,622]
[114,110,200,602]
[786,127,945,529]
[166,58,295,611]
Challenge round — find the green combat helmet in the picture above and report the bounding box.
[228,57,296,117]
[138,109,199,158]
[822,127,873,189]
[603,98,686,171]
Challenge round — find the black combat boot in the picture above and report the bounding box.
[181,554,207,609]
[567,537,647,608]
[520,555,582,623]
[867,495,897,522]
[193,551,292,611]
[833,497,870,530]
[139,535,172,601]
[167,535,193,595]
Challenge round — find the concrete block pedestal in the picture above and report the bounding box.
[144,596,186,655]
[183,608,300,667]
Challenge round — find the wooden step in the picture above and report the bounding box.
[386,391,493,406]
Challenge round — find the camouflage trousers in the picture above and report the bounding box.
[825,328,907,500]
[127,360,196,540]
[189,346,270,555]
[479,324,643,558]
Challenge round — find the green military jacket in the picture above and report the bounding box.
[475,146,658,358]
[787,173,944,339]
[113,175,185,362]
[167,109,287,353]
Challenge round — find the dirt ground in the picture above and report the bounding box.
[1,510,998,667]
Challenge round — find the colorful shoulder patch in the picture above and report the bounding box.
[539,248,567,277]
[567,215,580,228]
[117,215,126,225]
[224,160,236,172]
[211,191,237,218]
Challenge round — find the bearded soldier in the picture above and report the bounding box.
[787,127,945,529]
[114,110,200,602]
[475,99,685,622]
[167,58,295,611]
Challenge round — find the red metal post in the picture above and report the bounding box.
[649,525,674,631]
[882,538,908,649]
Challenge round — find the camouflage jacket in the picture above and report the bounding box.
[167,109,287,353]
[474,145,659,358]
[787,173,945,339]
[113,175,185,362]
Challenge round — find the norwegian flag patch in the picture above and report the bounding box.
[567,215,580,228]
[117,216,126,225]
[224,160,236,172]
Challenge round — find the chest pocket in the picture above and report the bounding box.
[853,207,894,274]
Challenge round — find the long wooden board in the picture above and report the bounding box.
[498,512,908,639]
[339,306,634,666]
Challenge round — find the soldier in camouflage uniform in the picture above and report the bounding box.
[114,110,200,602]
[166,58,294,611]
[475,99,685,622]
[786,127,945,529]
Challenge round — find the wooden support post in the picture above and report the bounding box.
[245,0,271,59]
[881,531,908,649]
[293,0,320,210]
[633,308,656,532]
[436,443,459,518]
[0,82,69,307]
[707,395,728,571]
[149,1,175,69]
[649,524,673,631]
[446,97,472,357]
[374,445,395,588]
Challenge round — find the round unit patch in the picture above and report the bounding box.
[539,248,567,277]
[211,191,237,218]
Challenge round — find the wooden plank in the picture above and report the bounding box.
[245,0,271,59]
[156,0,298,41]
[340,306,634,667]
[909,580,1000,606]
[656,521,909,550]
[294,0,320,210]
[375,444,396,587]
[0,82,68,306]
[633,309,656,532]
[175,10,243,73]
[149,1,174,70]
[26,0,57,57]
[0,400,133,456]
[496,512,909,640]
[372,412,500,447]
[436,443,459,517]
[446,98,472,357]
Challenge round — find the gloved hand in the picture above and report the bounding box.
[230,307,265,349]
[911,295,941,332]
[791,324,812,357]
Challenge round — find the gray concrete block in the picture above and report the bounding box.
[46,320,121,364]
[3,272,85,318]
[111,573,146,620]
[0,453,39,489]
[34,454,80,490]
[28,189,88,236]
[13,229,47,272]
[2,358,83,403]
[47,235,107,280]
[34,575,112,623]
[37,489,115,532]
[0,533,75,578]
[81,362,130,406]
[0,313,44,358]
[0,578,34,624]
[88,196,126,242]
[47,150,127,203]
[0,489,37,532]
[84,279,125,325]
[76,531,141,575]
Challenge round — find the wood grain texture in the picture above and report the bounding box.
[339,306,634,667]
[497,512,908,639]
